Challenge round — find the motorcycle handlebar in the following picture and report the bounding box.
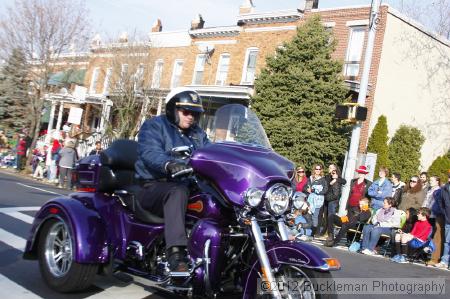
[171,167,194,178]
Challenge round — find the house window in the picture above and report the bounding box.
[192,54,206,85]
[151,59,164,88]
[102,67,112,94]
[344,26,366,77]
[89,67,100,93]
[215,54,230,86]
[171,60,184,88]
[241,48,259,85]
[134,63,144,91]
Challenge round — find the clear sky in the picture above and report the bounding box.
[0,0,425,37]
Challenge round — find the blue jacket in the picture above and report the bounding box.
[135,115,210,181]
[436,183,450,224]
[368,178,393,209]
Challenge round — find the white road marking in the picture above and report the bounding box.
[86,275,153,298]
[0,207,39,225]
[0,207,40,213]
[16,183,64,196]
[0,228,26,251]
[2,212,34,224]
[0,273,42,298]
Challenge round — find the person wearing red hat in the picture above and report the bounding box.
[346,165,372,218]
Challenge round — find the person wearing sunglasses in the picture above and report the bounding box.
[135,87,210,273]
[303,164,328,237]
[295,166,308,192]
[397,175,426,211]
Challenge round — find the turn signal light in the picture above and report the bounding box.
[323,258,341,270]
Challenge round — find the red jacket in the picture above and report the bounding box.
[410,219,432,242]
[17,139,27,156]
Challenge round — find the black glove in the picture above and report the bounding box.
[166,161,188,176]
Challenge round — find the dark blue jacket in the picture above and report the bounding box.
[436,183,450,224]
[135,115,210,181]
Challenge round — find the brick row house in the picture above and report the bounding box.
[52,0,449,168]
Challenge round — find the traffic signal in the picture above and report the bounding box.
[335,104,367,122]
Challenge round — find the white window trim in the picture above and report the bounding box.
[343,26,366,77]
[89,67,100,94]
[170,59,184,89]
[192,54,207,85]
[151,59,164,88]
[102,67,112,94]
[346,19,369,27]
[240,47,259,85]
[215,53,230,86]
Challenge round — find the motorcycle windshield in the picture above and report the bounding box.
[191,104,294,206]
[208,104,271,149]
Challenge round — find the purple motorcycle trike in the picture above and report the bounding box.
[23,104,340,298]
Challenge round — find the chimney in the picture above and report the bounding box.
[239,0,255,15]
[191,14,205,30]
[299,0,319,12]
[151,19,162,32]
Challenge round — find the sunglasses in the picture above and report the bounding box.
[410,180,418,183]
[180,109,198,117]
[297,170,305,173]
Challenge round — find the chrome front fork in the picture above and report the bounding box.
[250,218,283,299]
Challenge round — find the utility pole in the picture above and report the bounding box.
[339,0,382,215]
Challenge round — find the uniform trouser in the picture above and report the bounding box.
[135,181,189,249]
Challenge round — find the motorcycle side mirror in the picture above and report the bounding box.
[171,146,192,158]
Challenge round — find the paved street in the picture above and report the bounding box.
[0,170,448,299]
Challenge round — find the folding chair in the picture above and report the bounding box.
[379,210,407,256]
[408,231,435,265]
[347,208,376,245]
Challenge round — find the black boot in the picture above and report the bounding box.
[167,246,189,272]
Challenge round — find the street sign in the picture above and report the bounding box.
[67,107,83,125]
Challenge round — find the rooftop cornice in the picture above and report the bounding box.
[189,26,242,38]
[237,9,303,25]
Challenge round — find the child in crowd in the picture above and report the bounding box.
[324,197,372,247]
[391,207,432,263]
[288,195,313,242]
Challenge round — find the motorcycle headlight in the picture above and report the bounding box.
[244,188,264,207]
[266,183,292,216]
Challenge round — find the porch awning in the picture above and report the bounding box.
[48,69,86,86]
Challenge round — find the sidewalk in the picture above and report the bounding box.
[0,167,60,188]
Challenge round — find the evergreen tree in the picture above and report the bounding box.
[388,125,425,181]
[251,15,350,169]
[427,152,450,184]
[367,115,390,178]
[0,48,30,134]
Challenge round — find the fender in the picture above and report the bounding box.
[242,240,341,298]
[23,197,108,264]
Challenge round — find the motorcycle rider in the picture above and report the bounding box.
[135,87,209,272]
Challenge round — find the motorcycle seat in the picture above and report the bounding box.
[98,139,164,224]
[114,188,165,224]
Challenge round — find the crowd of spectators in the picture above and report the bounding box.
[0,129,103,190]
[288,164,450,270]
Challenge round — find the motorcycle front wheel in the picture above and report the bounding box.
[256,265,337,299]
[38,218,98,292]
